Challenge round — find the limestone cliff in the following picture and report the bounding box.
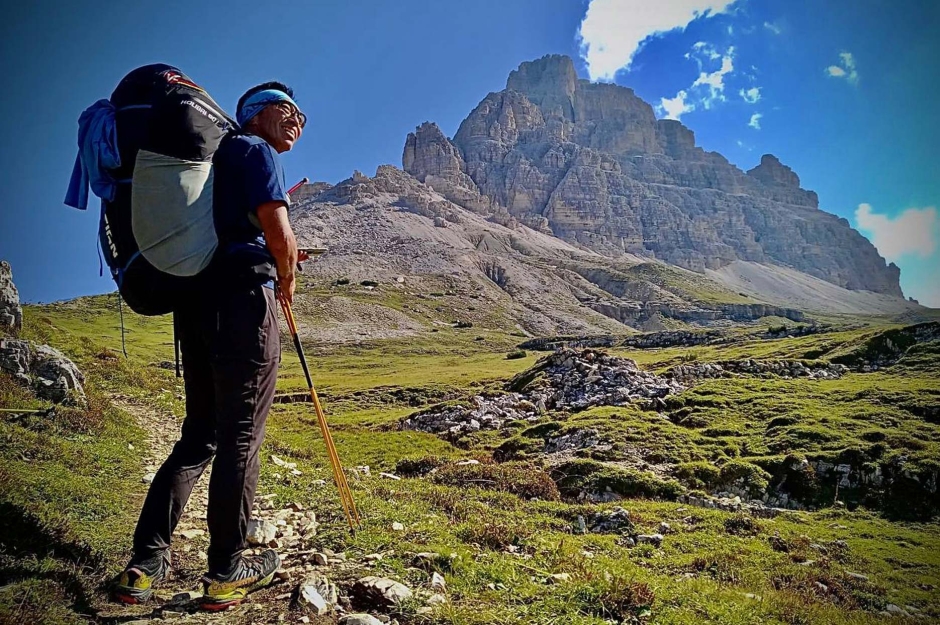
[403,54,902,296]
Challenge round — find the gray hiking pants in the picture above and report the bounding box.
[132,284,280,574]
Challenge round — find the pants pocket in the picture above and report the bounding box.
[213,287,277,363]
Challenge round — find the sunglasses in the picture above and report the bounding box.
[272,101,307,129]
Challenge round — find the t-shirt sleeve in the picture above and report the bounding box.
[242,142,289,215]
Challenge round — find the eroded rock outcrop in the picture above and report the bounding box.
[403,54,902,296]
[1,261,22,334]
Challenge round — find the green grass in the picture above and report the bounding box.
[2,295,939,623]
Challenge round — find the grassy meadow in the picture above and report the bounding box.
[1,288,938,624]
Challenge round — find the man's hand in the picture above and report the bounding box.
[256,200,299,303]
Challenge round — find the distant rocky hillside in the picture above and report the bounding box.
[402,54,902,297]
[287,164,921,342]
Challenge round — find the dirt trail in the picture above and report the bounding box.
[93,399,291,624]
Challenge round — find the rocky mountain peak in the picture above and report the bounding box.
[401,55,904,297]
[747,154,800,188]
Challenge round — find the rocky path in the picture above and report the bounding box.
[94,399,408,625]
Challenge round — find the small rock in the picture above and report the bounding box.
[426,592,447,605]
[845,572,870,582]
[659,521,671,534]
[411,552,440,569]
[391,522,405,532]
[430,571,446,592]
[379,472,401,480]
[247,519,278,546]
[178,528,205,539]
[339,616,384,625]
[636,534,664,547]
[270,454,297,470]
[547,573,571,584]
[352,576,413,608]
[885,604,904,615]
[364,553,384,562]
[142,473,156,484]
[312,552,329,566]
[298,573,338,615]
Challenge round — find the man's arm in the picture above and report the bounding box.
[257,201,299,302]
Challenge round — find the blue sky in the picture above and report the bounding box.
[1,0,937,305]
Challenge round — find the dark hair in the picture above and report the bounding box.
[236,81,295,115]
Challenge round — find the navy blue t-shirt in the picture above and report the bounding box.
[212,132,289,283]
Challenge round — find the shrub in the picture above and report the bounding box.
[396,455,447,477]
[574,575,654,620]
[551,460,684,501]
[718,460,771,493]
[432,461,560,501]
[360,280,378,287]
[454,320,473,328]
[724,513,763,536]
[767,415,799,429]
[333,278,350,286]
[675,461,721,489]
[456,516,529,550]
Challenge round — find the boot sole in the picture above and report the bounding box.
[111,587,152,604]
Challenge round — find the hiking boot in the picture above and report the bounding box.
[200,549,280,611]
[111,549,171,604]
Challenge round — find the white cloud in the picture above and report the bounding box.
[763,21,781,35]
[656,44,737,119]
[748,112,762,129]
[660,90,694,120]
[690,41,721,61]
[826,51,859,85]
[691,50,734,107]
[740,86,761,103]
[578,0,739,81]
[855,203,937,261]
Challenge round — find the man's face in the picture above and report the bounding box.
[250,101,305,153]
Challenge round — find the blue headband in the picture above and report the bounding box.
[236,89,300,126]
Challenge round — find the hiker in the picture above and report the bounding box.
[112,82,307,610]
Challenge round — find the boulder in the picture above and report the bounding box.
[0,338,85,405]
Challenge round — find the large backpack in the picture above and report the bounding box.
[101,64,235,315]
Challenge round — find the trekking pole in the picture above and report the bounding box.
[274,285,361,531]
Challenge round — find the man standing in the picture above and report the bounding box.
[112,82,307,610]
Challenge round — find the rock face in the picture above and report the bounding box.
[1,261,22,334]
[403,54,902,296]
